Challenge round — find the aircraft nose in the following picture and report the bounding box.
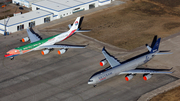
[4,54,11,57]
[88,79,95,85]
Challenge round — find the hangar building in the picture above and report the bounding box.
[12,0,42,8]
[0,0,112,34]
[0,9,53,34]
[31,0,109,20]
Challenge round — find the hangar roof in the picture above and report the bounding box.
[32,0,68,12]
[32,0,97,12]
[0,9,53,27]
[49,0,82,7]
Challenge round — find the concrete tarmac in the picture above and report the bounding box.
[0,0,179,101]
[0,30,178,101]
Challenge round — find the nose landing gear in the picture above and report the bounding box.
[11,57,14,60]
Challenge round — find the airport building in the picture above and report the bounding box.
[0,9,53,34]
[0,0,112,34]
[31,0,111,20]
[12,0,41,8]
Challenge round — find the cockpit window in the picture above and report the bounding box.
[89,80,93,82]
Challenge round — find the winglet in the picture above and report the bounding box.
[102,47,106,51]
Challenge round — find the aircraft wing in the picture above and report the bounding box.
[102,47,121,68]
[26,28,41,43]
[120,69,173,74]
[40,44,87,48]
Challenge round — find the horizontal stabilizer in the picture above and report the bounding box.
[41,44,88,49]
[155,52,173,55]
[120,69,173,74]
[75,30,91,32]
[68,24,72,29]
[146,44,152,52]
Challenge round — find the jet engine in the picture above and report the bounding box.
[21,37,29,42]
[100,59,107,66]
[41,49,50,55]
[125,74,134,81]
[143,74,152,81]
[57,49,66,55]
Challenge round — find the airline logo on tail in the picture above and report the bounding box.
[150,38,161,53]
[75,21,78,26]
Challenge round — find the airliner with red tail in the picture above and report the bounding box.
[4,17,89,60]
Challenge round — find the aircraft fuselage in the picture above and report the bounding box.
[88,53,155,85]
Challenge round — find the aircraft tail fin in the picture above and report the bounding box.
[146,36,172,55]
[69,17,81,32]
[146,35,158,52]
[150,35,157,48]
[68,17,90,33]
[150,38,161,53]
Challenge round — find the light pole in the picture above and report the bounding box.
[2,4,6,35]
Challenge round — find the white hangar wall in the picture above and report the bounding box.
[0,25,5,34]
[98,0,111,6]
[1,0,112,34]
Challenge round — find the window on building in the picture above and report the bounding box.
[73,7,84,13]
[21,24,24,30]
[36,7,40,10]
[17,26,19,31]
[29,21,35,27]
[44,17,50,23]
[74,7,80,11]
[17,24,24,31]
[89,4,95,9]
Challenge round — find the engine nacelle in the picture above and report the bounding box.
[41,49,50,55]
[21,37,29,42]
[100,59,107,66]
[143,74,152,81]
[125,74,134,81]
[57,49,66,55]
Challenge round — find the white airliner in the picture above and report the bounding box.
[88,36,173,87]
[5,17,89,59]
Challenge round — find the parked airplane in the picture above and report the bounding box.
[88,36,173,87]
[4,17,89,59]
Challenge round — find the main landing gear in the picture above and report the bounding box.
[11,57,14,60]
[93,85,96,87]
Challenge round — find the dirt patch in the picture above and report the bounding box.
[163,22,180,30]
[80,0,180,50]
[0,4,29,20]
[131,1,166,16]
[150,0,180,7]
[150,85,180,101]
[47,0,180,51]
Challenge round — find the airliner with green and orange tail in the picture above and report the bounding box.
[4,17,89,59]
